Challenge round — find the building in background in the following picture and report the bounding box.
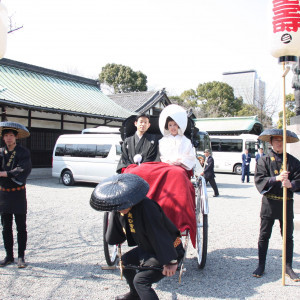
[108,89,171,116]
[222,70,266,109]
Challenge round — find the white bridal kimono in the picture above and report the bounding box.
[159,134,196,170]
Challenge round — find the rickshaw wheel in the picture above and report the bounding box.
[103,211,118,266]
[195,185,208,269]
[196,213,208,269]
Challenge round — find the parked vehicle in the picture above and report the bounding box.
[209,134,266,175]
[52,134,122,185]
[81,126,120,134]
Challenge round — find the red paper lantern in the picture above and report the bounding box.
[270,0,300,63]
[0,2,8,59]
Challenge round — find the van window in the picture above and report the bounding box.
[116,144,122,156]
[55,143,112,158]
[96,144,112,158]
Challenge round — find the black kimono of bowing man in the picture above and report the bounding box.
[105,198,184,299]
[116,132,160,173]
[254,150,300,279]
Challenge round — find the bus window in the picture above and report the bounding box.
[195,131,211,154]
[211,138,242,152]
[246,141,256,158]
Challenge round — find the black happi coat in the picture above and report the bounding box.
[105,198,181,266]
[117,133,159,173]
[0,145,32,214]
[255,150,300,220]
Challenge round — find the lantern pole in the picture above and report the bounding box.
[281,62,289,286]
[0,0,8,59]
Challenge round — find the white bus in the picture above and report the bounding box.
[209,134,266,175]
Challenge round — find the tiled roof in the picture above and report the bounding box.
[0,59,132,120]
[108,90,168,113]
[195,116,263,135]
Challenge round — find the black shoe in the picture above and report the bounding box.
[17,257,27,268]
[115,292,140,300]
[213,194,219,197]
[286,265,300,282]
[0,256,14,267]
[253,265,265,278]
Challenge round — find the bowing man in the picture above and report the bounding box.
[90,174,185,300]
[117,114,160,173]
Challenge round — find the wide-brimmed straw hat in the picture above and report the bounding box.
[258,128,299,143]
[0,121,30,139]
[159,104,187,136]
[90,174,149,212]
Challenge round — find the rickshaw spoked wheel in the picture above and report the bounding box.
[103,211,118,266]
[196,213,208,269]
[195,186,208,269]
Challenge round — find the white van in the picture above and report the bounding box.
[81,126,120,134]
[52,133,122,185]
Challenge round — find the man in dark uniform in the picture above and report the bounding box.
[253,129,300,281]
[90,174,185,300]
[241,148,251,183]
[201,149,219,197]
[117,114,160,173]
[0,122,32,268]
[255,147,265,163]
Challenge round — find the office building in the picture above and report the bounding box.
[222,70,265,108]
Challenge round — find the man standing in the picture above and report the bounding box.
[117,114,159,173]
[0,122,32,268]
[255,147,265,163]
[90,174,185,300]
[241,148,251,183]
[253,129,300,281]
[201,149,219,197]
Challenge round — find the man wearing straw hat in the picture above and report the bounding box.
[0,122,31,268]
[90,173,185,300]
[253,129,300,281]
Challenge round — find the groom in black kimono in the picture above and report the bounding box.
[117,114,160,173]
[253,129,300,282]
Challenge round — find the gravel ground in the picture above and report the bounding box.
[0,171,300,300]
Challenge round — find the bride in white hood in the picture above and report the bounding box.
[158,104,196,171]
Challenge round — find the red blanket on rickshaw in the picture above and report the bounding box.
[124,162,196,247]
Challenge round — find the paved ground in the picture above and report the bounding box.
[0,169,299,299]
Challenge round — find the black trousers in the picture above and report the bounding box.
[258,217,294,265]
[121,247,165,300]
[205,177,219,196]
[1,213,27,258]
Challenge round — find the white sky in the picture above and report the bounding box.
[1,0,296,117]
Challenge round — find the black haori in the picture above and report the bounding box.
[258,129,299,144]
[90,174,149,212]
[0,122,30,139]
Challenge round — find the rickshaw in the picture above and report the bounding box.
[102,113,209,276]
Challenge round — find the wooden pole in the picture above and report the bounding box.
[282,62,288,286]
